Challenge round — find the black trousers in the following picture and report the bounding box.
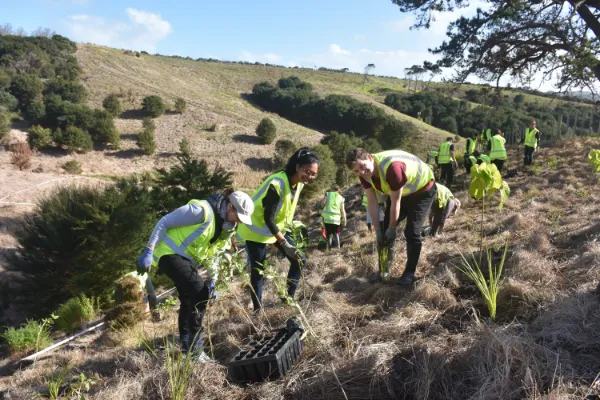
[524,146,534,166]
[158,254,209,351]
[440,163,454,187]
[492,159,505,173]
[324,223,341,249]
[383,184,437,274]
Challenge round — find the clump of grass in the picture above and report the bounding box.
[105,276,146,329]
[1,317,55,354]
[61,159,82,174]
[454,240,509,321]
[44,365,71,399]
[55,294,99,333]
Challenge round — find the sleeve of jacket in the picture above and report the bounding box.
[147,203,206,248]
[262,184,281,236]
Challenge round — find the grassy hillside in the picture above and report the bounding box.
[1,137,599,399]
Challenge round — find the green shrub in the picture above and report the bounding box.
[363,137,383,153]
[90,110,120,148]
[55,294,98,333]
[301,144,335,200]
[142,117,156,133]
[1,319,53,353]
[0,72,10,90]
[142,95,166,118]
[10,178,158,316]
[137,128,156,155]
[174,97,187,114]
[0,111,10,142]
[0,89,18,111]
[102,94,122,117]
[62,159,82,174]
[54,126,93,153]
[256,118,276,144]
[10,74,43,107]
[44,79,87,104]
[179,138,191,156]
[25,101,46,123]
[28,125,53,150]
[273,139,297,169]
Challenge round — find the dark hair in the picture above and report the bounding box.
[345,148,370,169]
[446,137,453,141]
[284,147,320,176]
[222,188,234,200]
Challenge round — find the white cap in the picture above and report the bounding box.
[229,191,254,225]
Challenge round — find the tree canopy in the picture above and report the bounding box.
[391,0,600,94]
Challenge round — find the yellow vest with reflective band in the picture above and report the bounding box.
[322,191,344,225]
[438,141,452,164]
[427,150,438,157]
[481,128,492,142]
[368,150,434,196]
[490,135,507,160]
[525,128,539,149]
[435,183,454,209]
[479,154,491,164]
[237,170,303,244]
[152,199,215,266]
[466,138,476,155]
[361,194,368,207]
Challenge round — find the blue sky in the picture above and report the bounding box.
[1,0,488,80]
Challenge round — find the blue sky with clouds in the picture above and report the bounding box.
[1,0,486,80]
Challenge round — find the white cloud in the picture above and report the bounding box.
[329,44,350,56]
[66,8,173,53]
[387,16,414,33]
[239,51,283,64]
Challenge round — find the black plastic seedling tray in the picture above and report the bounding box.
[228,319,304,383]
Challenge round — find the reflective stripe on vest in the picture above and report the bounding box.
[435,183,454,209]
[237,171,303,244]
[490,135,507,160]
[368,150,433,196]
[152,200,215,265]
[466,138,476,155]
[438,141,452,164]
[525,128,538,149]
[322,191,344,225]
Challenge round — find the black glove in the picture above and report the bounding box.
[279,239,299,260]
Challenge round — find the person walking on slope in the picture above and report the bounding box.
[464,130,478,173]
[490,128,507,173]
[438,137,458,188]
[136,190,254,362]
[522,119,540,166]
[480,125,493,152]
[237,148,319,312]
[427,183,461,238]
[321,184,346,249]
[346,148,436,285]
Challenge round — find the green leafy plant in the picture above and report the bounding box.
[1,314,57,353]
[546,156,558,170]
[154,338,195,400]
[43,365,71,399]
[588,149,600,172]
[68,371,97,398]
[137,127,156,155]
[55,294,99,333]
[455,240,509,321]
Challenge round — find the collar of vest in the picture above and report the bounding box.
[205,194,225,243]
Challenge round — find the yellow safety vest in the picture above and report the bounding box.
[468,155,477,165]
[152,199,215,266]
[490,135,507,160]
[435,183,454,209]
[525,128,539,149]
[237,171,303,244]
[367,150,434,196]
[479,154,491,164]
[361,194,368,207]
[438,141,452,164]
[481,128,492,142]
[466,138,476,155]
[322,191,344,225]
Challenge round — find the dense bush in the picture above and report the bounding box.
[0,89,18,111]
[142,95,166,118]
[55,294,98,333]
[256,117,276,144]
[62,159,82,174]
[102,94,122,117]
[10,178,158,315]
[324,131,360,186]
[0,319,53,353]
[44,79,87,103]
[9,74,43,107]
[137,127,156,155]
[174,97,186,114]
[142,117,156,132]
[53,126,93,153]
[301,144,335,200]
[24,101,45,122]
[0,111,10,141]
[273,139,297,169]
[27,125,52,150]
[89,109,120,147]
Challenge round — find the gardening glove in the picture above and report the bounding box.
[375,229,384,248]
[136,247,153,274]
[385,227,397,244]
[208,279,219,300]
[279,239,299,261]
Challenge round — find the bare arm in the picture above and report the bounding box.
[388,189,402,229]
[365,188,381,230]
[341,202,347,226]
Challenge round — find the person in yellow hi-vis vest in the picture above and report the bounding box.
[490,128,507,173]
[521,119,540,166]
[237,148,320,312]
[346,148,437,285]
[438,137,458,188]
[426,183,461,238]
[464,130,478,173]
[480,125,493,152]
[321,184,347,249]
[136,190,254,362]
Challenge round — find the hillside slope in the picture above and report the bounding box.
[1,138,599,399]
